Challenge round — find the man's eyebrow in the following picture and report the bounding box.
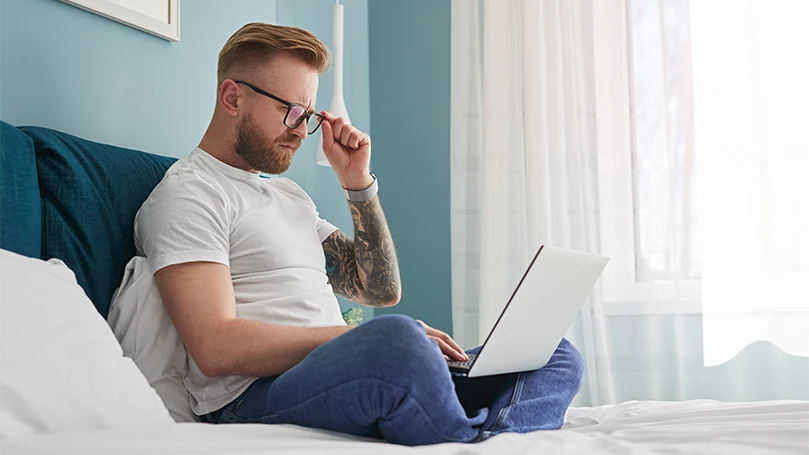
[289,98,315,114]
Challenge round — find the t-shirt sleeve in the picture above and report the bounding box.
[135,171,231,274]
[316,216,339,243]
[274,177,339,243]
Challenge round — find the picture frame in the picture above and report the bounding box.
[58,0,180,42]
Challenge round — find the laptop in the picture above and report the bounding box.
[447,245,609,377]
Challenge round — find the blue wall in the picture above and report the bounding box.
[0,0,275,158]
[367,0,453,334]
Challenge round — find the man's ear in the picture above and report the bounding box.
[219,79,242,117]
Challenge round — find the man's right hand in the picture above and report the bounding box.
[415,320,468,361]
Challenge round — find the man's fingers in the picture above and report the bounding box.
[433,337,452,357]
[321,112,367,151]
[434,337,466,361]
[441,333,467,360]
[420,320,468,361]
[348,130,361,149]
[320,117,333,148]
[429,329,466,359]
[423,325,442,338]
[331,117,346,141]
[341,126,354,148]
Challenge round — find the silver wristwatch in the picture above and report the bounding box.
[344,174,378,202]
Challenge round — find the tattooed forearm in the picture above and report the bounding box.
[322,196,401,307]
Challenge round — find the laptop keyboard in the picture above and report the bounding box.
[447,352,477,369]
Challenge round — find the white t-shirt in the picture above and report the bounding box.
[134,147,345,416]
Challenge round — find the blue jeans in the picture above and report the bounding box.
[203,314,583,446]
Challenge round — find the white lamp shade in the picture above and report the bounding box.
[317,1,349,167]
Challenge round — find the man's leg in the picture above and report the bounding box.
[452,338,584,439]
[206,314,487,446]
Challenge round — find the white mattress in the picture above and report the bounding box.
[3,400,808,454]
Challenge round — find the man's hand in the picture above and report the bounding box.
[320,111,374,191]
[416,320,468,362]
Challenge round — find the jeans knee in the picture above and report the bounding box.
[365,314,425,341]
[362,314,443,371]
[557,338,584,390]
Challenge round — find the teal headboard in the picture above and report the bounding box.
[0,121,176,317]
[0,121,42,258]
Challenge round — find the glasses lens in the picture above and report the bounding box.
[307,114,324,134]
[285,105,307,129]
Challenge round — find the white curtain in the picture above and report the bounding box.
[450,0,809,406]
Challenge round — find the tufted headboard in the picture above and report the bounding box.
[0,121,176,317]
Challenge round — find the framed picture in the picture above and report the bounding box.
[58,0,180,41]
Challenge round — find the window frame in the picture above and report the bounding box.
[593,0,702,316]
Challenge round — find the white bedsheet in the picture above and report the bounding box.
[3,400,808,454]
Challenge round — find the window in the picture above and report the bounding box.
[628,0,700,283]
[596,0,808,317]
[594,0,701,313]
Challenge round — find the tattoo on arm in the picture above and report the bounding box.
[322,196,401,307]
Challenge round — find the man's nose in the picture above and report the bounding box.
[289,120,307,139]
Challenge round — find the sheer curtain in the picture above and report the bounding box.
[689,0,809,367]
[450,0,809,406]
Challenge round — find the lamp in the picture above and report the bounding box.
[317,0,350,167]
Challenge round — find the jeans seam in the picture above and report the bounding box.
[227,377,263,416]
[222,377,475,443]
[489,371,526,434]
[220,406,249,423]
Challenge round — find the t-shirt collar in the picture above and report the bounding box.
[192,147,262,184]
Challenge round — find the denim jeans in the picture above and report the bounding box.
[204,314,584,446]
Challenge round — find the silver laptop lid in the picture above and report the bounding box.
[467,245,609,378]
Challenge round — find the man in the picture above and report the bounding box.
[135,23,583,446]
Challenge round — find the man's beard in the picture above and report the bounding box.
[234,115,302,175]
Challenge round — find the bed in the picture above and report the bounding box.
[1,121,807,454]
[4,400,807,454]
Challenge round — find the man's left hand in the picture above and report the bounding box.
[320,111,373,191]
[416,320,468,362]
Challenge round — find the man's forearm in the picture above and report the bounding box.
[202,319,353,377]
[319,112,401,307]
[348,195,401,306]
[323,195,401,307]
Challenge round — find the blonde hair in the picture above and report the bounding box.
[217,22,330,85]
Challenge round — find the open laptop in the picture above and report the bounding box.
[448,245,609,377]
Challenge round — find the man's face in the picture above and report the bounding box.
[233,54,319,174]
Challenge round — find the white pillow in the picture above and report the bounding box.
[107,256,200,423]
[0,249,174,439]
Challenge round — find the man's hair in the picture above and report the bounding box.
[217,22,330,86]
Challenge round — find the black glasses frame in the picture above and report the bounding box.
[234,80,324,135]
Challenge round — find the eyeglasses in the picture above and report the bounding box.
[234,80,324,135]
